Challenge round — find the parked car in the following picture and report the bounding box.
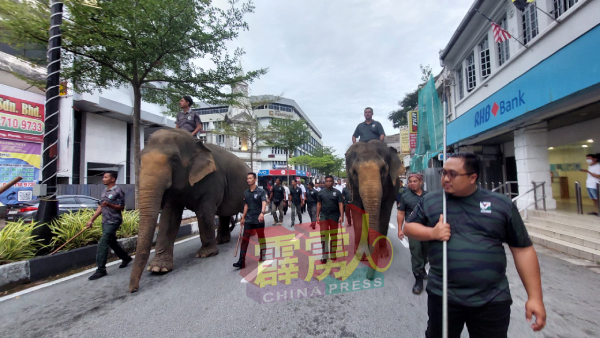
[6,195,100,222]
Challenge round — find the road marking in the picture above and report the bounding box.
[240,260,274,283]
[0,235,199,303]
[389,223,396,229]
[400,238,409,248]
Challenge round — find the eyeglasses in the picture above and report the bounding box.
[438,169,474,179]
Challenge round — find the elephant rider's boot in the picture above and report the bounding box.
[412,273,424,295]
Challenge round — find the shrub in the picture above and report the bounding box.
[49,210,102,252]
[117,210,139,238]
[0,220,42,264]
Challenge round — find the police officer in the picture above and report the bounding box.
[317,175,344,263]
[352,107,386,144]
[305,182,319,229]
[176,96,202,137]
[270,179,285,226]
[234,172,268,269]
[396,173,428,294]
[87,171,132,280]
[289,180,304,227]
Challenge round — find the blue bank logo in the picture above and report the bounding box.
[474,90,526,127]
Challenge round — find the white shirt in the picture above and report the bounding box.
[283,186,290,199]
[298,184,306,194]
[335,185,344,193]
[315,187,321,191]
[587,163,600,188]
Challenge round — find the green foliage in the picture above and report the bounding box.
[388,64,433,128]
[117,210,140,238]
[0,220,43,264]
[49,210,103,252]
[289,146,344,176]
[267,119,310,156]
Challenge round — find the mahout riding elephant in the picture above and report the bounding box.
[129,129,249,293]
[345,140,402,263]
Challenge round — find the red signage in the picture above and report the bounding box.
[270,170,297,176]
[409,134,417,149]
[0,94,45,143]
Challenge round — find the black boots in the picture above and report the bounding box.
[412,274,424,295]
[233,255,245,269]
[88,270,107,281]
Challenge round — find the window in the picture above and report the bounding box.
[58,197,78,205]
[267,103,294,112]
[217,135,225,145]
[77,197,98,205]
[479,37,491,80]
[553,0,578,18]
[497,16,510,66]
[522,4,538,45]
[202,122,210,131]
[457,65,464,99]
[194,107,228,115]
[465,53,476,92]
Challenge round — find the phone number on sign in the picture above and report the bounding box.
[0,115,43,135]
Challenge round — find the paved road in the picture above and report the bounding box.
[1,208,599,337]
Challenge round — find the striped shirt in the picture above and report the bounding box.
[407,188,532,307]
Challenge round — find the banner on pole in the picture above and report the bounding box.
[0,93,45,143]
[408,111,418,149]
[0,140,41,205]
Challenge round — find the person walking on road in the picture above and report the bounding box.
[233,173,267,269]
[305,182,319,229]
[342,184,352,227]
[297,179,307,214]
[317,175,344,263]
[283,182,290,215]
[580,154,600,215]
[87,171,132,281]
[396,173,429,295]
[270,179,285,225]
[405,153,546,338]
[335,179,344,193]
[289,180,304,227]
[176,96,202,137]
[352,107,385,144]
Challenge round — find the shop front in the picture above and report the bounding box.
[257,169,313,190]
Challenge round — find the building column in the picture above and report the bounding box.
[514,123,556,210]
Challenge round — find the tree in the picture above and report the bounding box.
[213,118,273,172]
[266,119,310,184]
[289,146,344,176]
[420,64,433,83]
[0,0,266,206]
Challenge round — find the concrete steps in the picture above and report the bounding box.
[525,210,600,262]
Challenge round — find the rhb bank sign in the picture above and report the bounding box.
[473,90,525,127]
[242,205,392,304]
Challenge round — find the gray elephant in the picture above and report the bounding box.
[129,129,249,293]
[345,140,402,262]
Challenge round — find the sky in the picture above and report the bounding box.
[225,0,474,156]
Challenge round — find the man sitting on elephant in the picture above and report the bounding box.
[352,107,386,144]
[233,172,268,269]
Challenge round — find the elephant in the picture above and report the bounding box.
[129,129,249,293]
[345,140,402,265]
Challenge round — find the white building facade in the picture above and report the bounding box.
[439,0,600,210]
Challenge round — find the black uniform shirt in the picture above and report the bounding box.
[289,186,303,205]
[272,184,285,203]
[101,185,125,225]
[318,188,343,217]
[306,188,318,205]
[352,120,385,142]
[176,110,201,133]
[244,187,267,224]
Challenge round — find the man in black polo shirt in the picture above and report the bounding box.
[305,182,319,229]
[405,153,546,338]
[176,96,202,137]
[289,180,304,227]
[317,175,344,263]
[233,172,268,269]
[270,179,285,226]
[397,173,428,295]
[352,107,385,144]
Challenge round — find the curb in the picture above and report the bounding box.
[0,221,200,292]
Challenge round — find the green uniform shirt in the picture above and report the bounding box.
[244,187,267,224]
[407,188,532,307]
[397,189,428,218]
[352,120,385,142]
[318,187,343,218]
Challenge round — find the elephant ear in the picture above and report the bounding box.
[387,146,402,189]
[189,142,218,186]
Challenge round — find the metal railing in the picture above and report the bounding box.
[575,181,583,214]
[511,181,547,217]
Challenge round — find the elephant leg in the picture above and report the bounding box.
[147,203,184,273]
[195,205,219,258]
[216,215,232,244]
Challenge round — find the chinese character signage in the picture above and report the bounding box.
[241,205,392,304]
[0,140,41,205]
[0,93,45,143]
[408,111,418,149]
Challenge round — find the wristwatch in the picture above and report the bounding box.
[260,211,265,214]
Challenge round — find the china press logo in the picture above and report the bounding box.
[241,206,392,304]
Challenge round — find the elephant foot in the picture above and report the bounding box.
[215,233,231,244]
[146,254,174,273]
[196,245,219,258]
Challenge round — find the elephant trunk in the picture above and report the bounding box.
[129,152,172,293]
[357,163,383,233]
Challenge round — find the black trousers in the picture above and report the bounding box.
[239,222,266,260]
[426,293,511,338]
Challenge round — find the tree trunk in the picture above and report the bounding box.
[286,151,289,185]
[132,85,142,209]
[250,142,253,172]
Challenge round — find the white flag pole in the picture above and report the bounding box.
[442,81,448,338]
